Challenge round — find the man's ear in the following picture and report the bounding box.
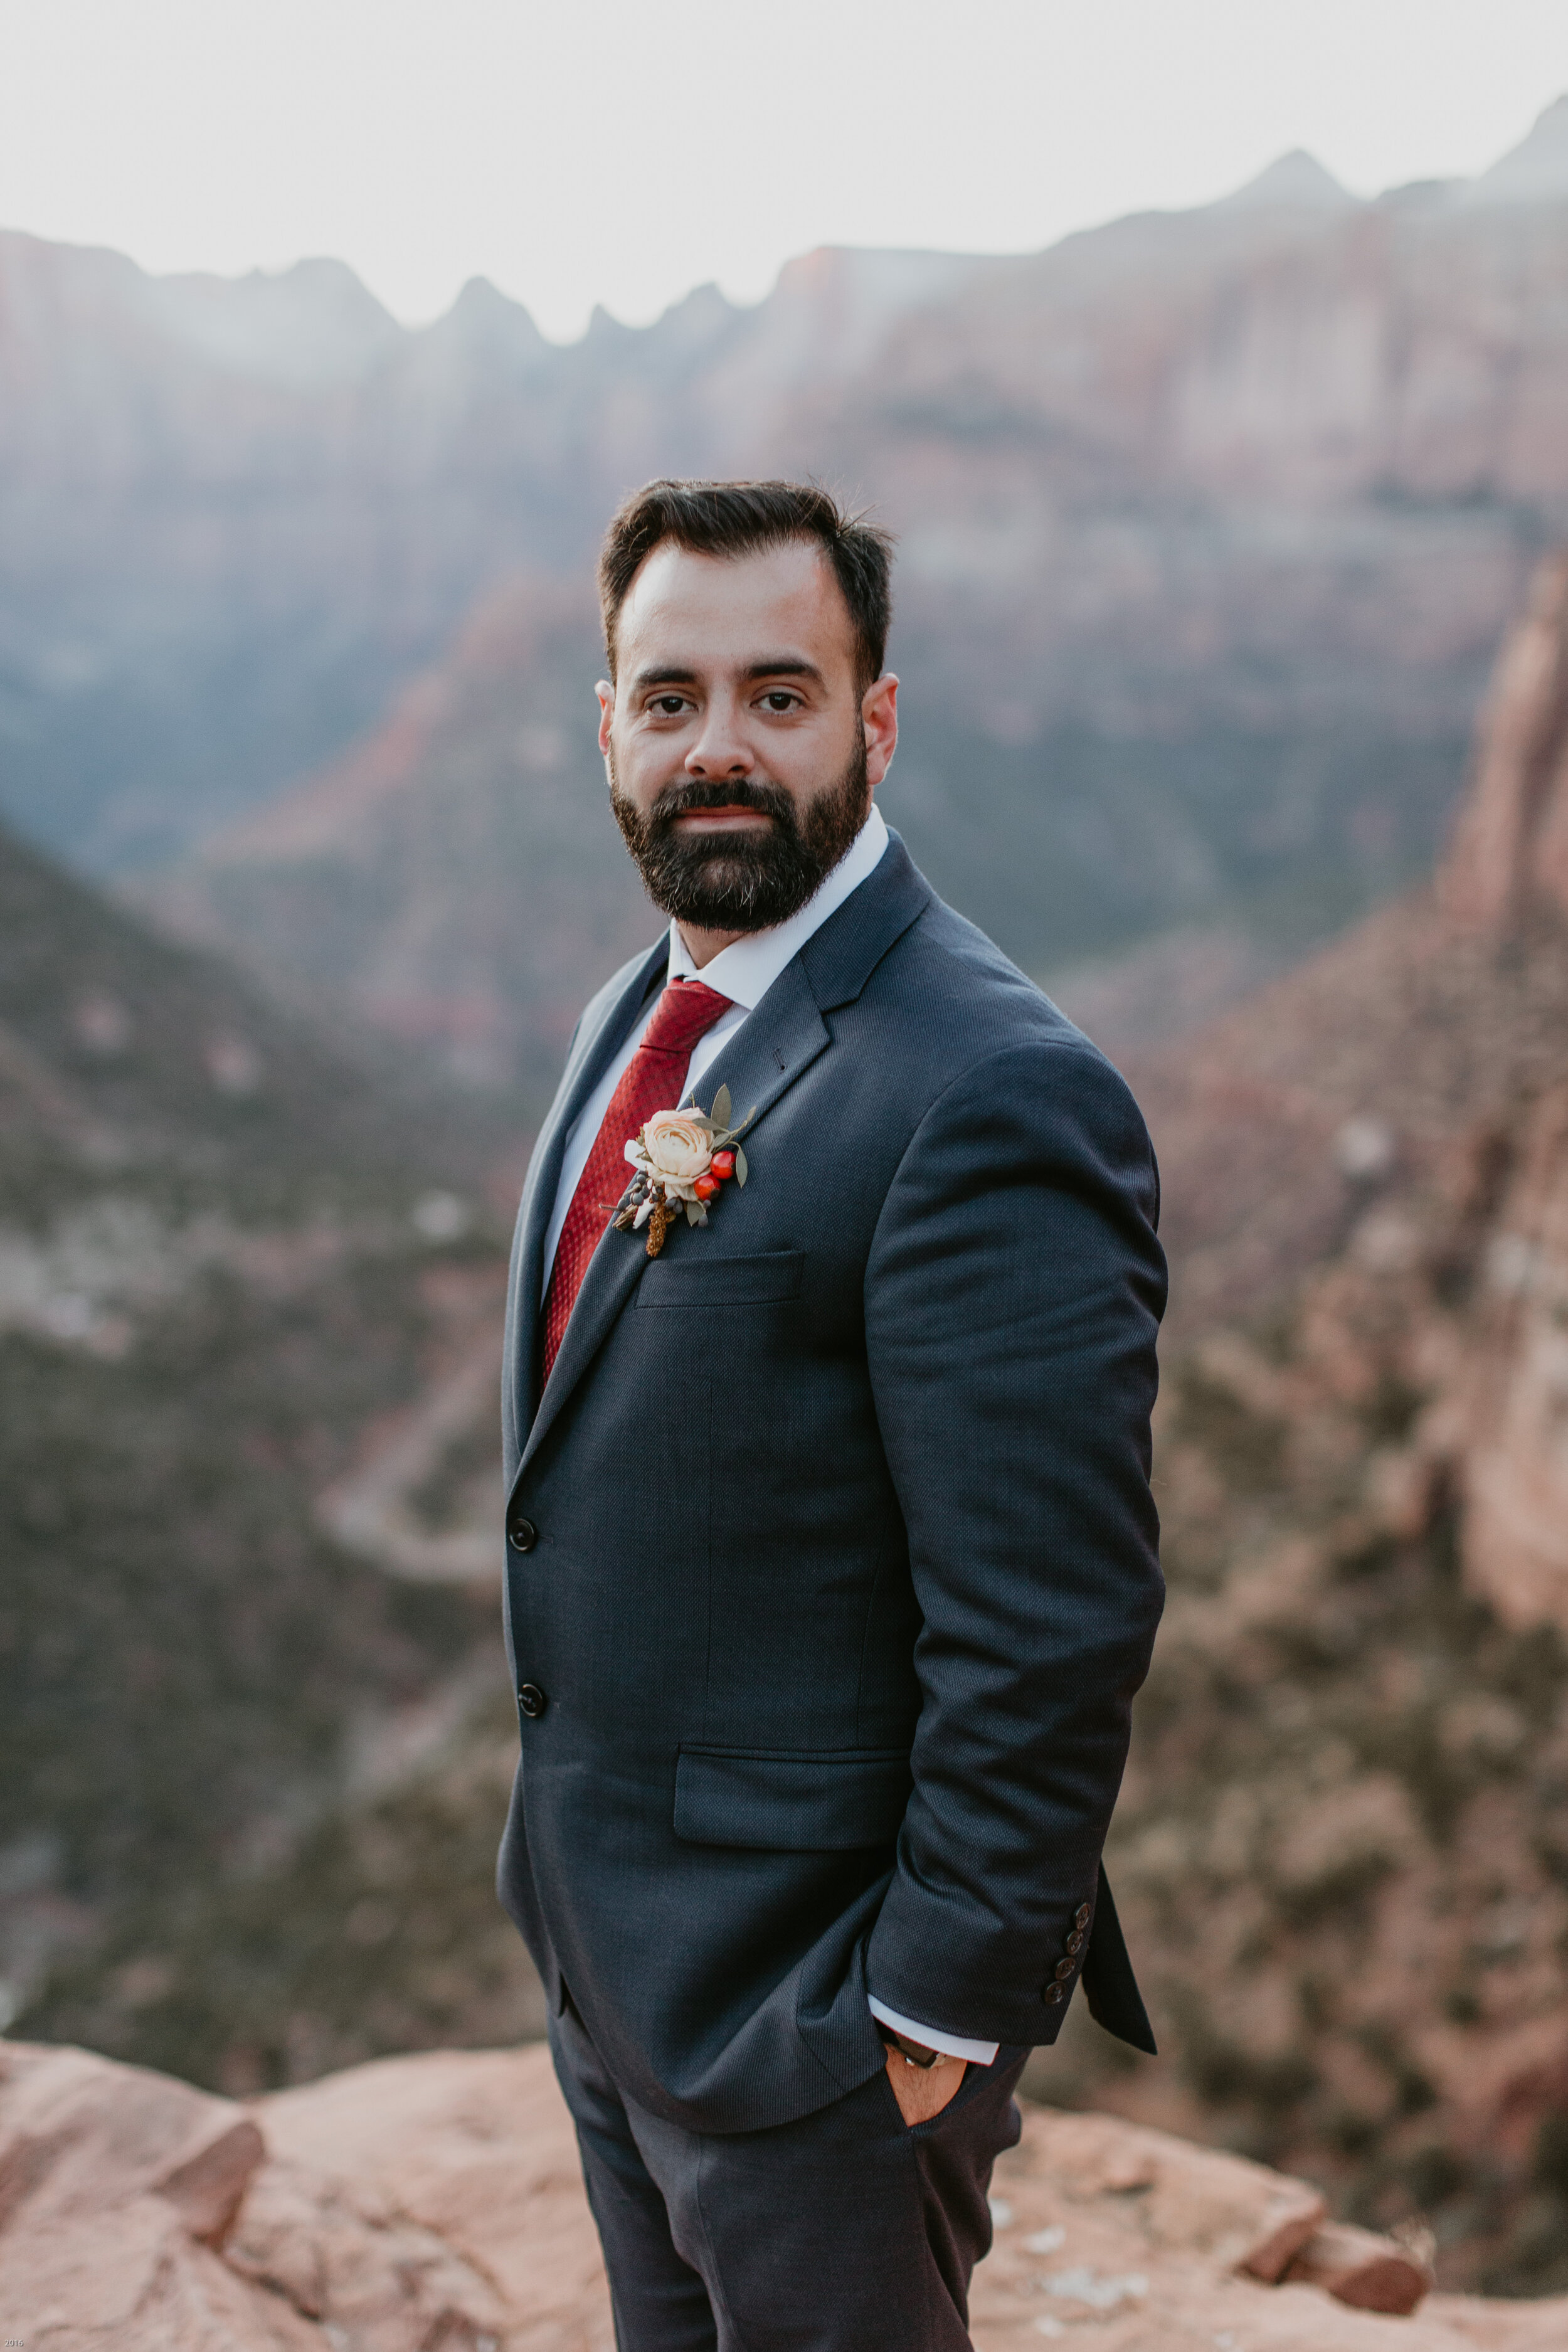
[596,680,615,761]
[863,673,899,789]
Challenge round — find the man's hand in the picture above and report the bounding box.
[884,2048,966,2126]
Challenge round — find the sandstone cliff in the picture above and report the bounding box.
[1443,549,1568,933]
[1126,548,1568,1633]
[1041,548,1568,2287]
[1461,1078,1568,1631]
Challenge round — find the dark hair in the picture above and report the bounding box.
[598,479,895,691]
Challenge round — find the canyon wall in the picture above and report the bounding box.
[5,107,1568,1015]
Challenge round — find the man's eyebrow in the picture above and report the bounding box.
[742,658,824,684]
[631,658,826,690]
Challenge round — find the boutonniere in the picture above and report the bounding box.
[614,1085,756,1259]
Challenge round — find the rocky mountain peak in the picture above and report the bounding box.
[1441,548,1568,932]
[140,253,403,389]
[1465,94,1568,206]
[425,273,548,355]
[1217,147,1360,212]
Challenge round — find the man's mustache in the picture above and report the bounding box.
[646,778,795,833]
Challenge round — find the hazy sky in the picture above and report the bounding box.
[2,0,1565,340]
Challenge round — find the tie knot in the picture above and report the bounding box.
[640,978,733,1058]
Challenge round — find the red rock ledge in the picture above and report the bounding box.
[1,2037,1563,2349]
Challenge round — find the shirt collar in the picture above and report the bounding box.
[665,801,889,1009]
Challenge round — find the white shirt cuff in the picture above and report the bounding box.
[868,1996,999,2067]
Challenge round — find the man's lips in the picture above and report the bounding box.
[670,805,775,831]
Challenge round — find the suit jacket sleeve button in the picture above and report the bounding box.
[1044,1983,1067,2005]
[1075,1902,1092,1929]
[508,1516,538,1553]
[1066,1930,1085,1956]
[1054,1957,1075,1980]
[517,1683,548,1719]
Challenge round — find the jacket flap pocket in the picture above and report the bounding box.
[674,1745,911,1851]
[638,1249,804,1309]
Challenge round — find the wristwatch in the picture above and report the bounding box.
[875,2021,949,2070]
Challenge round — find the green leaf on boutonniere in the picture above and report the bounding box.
[710,1084,732,1131]
[734,1145,748,1187]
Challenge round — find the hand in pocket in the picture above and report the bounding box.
[885,2050,967,2126]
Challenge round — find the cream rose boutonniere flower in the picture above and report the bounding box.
[615,1086,755,1258]
[639,1110,712,1195]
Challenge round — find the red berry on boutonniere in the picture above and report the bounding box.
[693,1173,719,1202]
[710,1150,736,1180]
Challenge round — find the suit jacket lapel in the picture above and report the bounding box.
[515,834,935,1478]
[519,961,833,1475]
[686,958,830,1156]
[506,938,666,1459]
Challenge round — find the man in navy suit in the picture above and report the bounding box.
[499,480,1165,2349]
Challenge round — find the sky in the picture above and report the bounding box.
[1,0,1565,341]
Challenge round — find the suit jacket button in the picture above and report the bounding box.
[1075,1902,1092,1929]
[508,1515,538,1553]
[1066,1930,1085,1956]
[1054,1957,1075,1980]
[1044,1983,1066,2005]
[517,1683,548,1719]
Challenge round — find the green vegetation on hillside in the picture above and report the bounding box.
[0,824,516,2053]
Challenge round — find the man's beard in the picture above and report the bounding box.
[610,736,871,933]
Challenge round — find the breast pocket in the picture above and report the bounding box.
[637,1249,805,1310]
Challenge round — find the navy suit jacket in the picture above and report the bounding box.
[498,834,1165,2133]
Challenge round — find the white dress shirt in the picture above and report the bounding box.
[540,797,999,2070]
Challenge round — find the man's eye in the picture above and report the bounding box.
[760,691,800,712]
[650,696,689,716]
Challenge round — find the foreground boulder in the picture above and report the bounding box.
[1,2038,1564,2349]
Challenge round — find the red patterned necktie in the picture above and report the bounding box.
[540,978,733,1384]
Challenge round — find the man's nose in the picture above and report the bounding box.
[684,696,753,778]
